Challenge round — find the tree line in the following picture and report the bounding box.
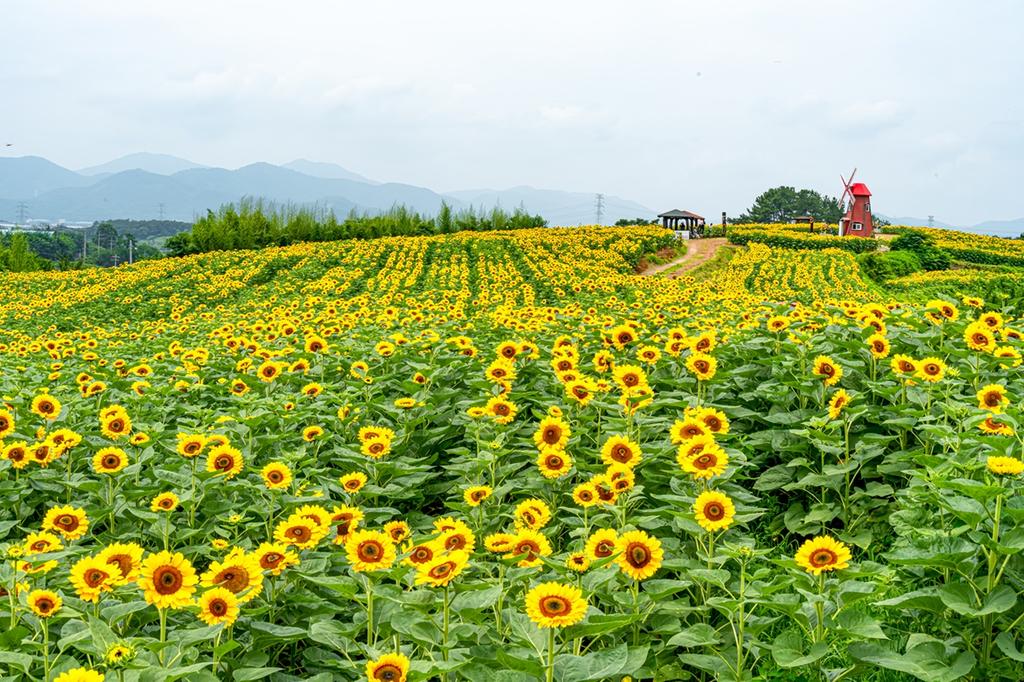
[0,221,174,272]
[165,199,547,256]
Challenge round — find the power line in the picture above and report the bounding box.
[594,193,605,225]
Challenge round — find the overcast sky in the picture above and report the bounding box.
[3,1,1022,225]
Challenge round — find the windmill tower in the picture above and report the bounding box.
[838,168,874,237]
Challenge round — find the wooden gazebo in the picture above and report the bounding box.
[658,209,706,237]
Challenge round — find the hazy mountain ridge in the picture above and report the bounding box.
[0,153,656,225]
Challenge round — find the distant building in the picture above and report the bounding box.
[657,209,705,238]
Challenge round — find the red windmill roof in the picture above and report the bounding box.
[849,182,871,197]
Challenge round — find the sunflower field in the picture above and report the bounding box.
[1,225,1023,682]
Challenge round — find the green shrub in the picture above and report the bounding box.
[859,250,921,281]
[889,231,951,271]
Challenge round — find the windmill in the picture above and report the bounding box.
[837,168,874,238]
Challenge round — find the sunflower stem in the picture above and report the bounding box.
[158,607,167,666]
[42,618,50,682]
[365,575,375,647]
[442,584,451,682]
[546,627,555,682]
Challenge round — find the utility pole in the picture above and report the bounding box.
[594,193,605,225]
[158,203,166,220]
[927,215,934,228]
[82,228,87,261]
[128,236,134,265]
[16,202,28,225]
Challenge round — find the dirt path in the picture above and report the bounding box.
[665,238,727,278]
[640,241,699,276]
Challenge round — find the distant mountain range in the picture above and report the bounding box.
[877,215,1024,237]
[0,153,651,225]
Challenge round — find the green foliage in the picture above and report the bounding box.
[614,217,658,226]
[738,186,844,224]
[858,251,921,282]
[168,199,548,257]
[728,227,879,254]
[890,232,952,271]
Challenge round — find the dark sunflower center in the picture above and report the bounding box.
[704,503,724,520]
[595,541,614,557]
[359,542,382,560]
[289,526,312,542]
[209,598,227,616]
[811,550,837,566]
[374,664,402,681]
[85,569,108,587]
[217,568,248,593]
[154,566,183,594]
[627,543,651,567]
[541,596,570,616]
[103,455,120,468]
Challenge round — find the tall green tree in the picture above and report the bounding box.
[738,186,843,223]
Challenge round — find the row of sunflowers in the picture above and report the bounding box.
[1,226,1022,681]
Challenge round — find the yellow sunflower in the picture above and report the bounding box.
[536,449,573,479]
[0,408,14,438]
[200,551,263,603]
[987,456,1024,476]
[365,652,410,682]
[463,485,492,506]
[329,505,364,545]
[812,355,842,386]
[206,445,245,479]
[686,353,717,381]
[150,492,179,513]
[92,447,128,474]
[693,491,736,532]
[507,529,553,568]
[524,582,588,628]
[176,433,207,458]
[414,550,470,587]
[977,384,1009,414]
[828,390,851,420]
[676,435,728,479]
[273,516,327,550]
[70,554,117,602]
[98,542,144,584]
[514,498,552,530]
[138,551,199,609]
[339,472,368,493]
[615,530,663,580]
[197,587,240,626]
[261,462,293,490]
[600,435,642,467]
[28,588,62,617]
[253,542,300,576]
[533,416,570,451]
[915,357,946,383]
[794,536,852,575]
[31,394,62,421]
[42,505,89,540]
[345,530,397,573]
[584,529,618,563]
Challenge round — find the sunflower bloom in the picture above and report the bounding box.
[138,551,199,609]
[345,530,397,573]
[197,587,240,626]
[794,536,852,575]
[365,653,410,682]
[524,582,588,628]
[693,491,736,532]
[615,530,664,580]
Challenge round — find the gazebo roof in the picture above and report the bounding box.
[657,209,704,219]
